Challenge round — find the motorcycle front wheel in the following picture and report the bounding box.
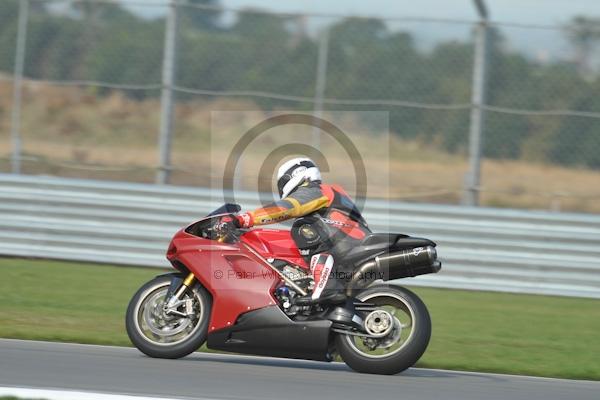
[336,285,431,375]
[125,275,211,359]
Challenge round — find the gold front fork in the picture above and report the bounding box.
[170,272,196,303]
[182,272,196,287]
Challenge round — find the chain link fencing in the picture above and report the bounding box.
[1,0,600,212]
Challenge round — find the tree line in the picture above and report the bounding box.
[1,0,599,168]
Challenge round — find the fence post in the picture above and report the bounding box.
[10,0,29,175]
[463,1,489,206]
[312,27,329,151]
[156,0,179,184]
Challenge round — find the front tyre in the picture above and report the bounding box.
[336,285,431,375]
[126,275,211,359]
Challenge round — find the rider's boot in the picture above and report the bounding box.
[294,253,347,306]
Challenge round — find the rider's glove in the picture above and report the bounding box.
[216,215,240,233]
[235,212,253,228]
[215,213,252,234]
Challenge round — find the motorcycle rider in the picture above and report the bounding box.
[225,157,371,305]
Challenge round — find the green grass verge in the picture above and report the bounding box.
[0,398,46,400]
[0,257,599,380]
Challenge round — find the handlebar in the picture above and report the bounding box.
[211,214,241,243]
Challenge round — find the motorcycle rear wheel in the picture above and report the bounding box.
[126,275,211,359]
[336,285,431,375]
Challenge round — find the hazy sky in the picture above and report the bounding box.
[123,0,600,60]
[224,0,598,23]
[126,0,600,24]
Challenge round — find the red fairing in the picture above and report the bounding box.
[166,227,306,333]
[240,229,308,270]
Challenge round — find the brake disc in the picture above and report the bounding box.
[376,316,403,349]
[143,291,192,337]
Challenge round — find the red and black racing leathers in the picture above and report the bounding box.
[235,180,370,301]
[238,181,370,258]
[236,180,370,248]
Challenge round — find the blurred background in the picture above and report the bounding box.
[1,0,600,383]
[2,0,600,213]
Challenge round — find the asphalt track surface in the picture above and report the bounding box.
[1,339,599,400]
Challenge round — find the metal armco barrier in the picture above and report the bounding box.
[1,173,599,299]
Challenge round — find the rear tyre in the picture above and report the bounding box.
[126,275,211,359]
[335,285,431,375]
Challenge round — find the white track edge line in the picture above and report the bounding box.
[0,386,219,400]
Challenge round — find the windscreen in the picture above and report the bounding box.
[205,203,241,217]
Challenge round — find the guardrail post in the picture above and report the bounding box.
[463,0,489,207]
[156,0,179,184]
[10,0,29,175]
[312,27,329,151]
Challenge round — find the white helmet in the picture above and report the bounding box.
[276,157,322,199]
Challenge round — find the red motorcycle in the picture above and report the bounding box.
[126,204,441,375]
